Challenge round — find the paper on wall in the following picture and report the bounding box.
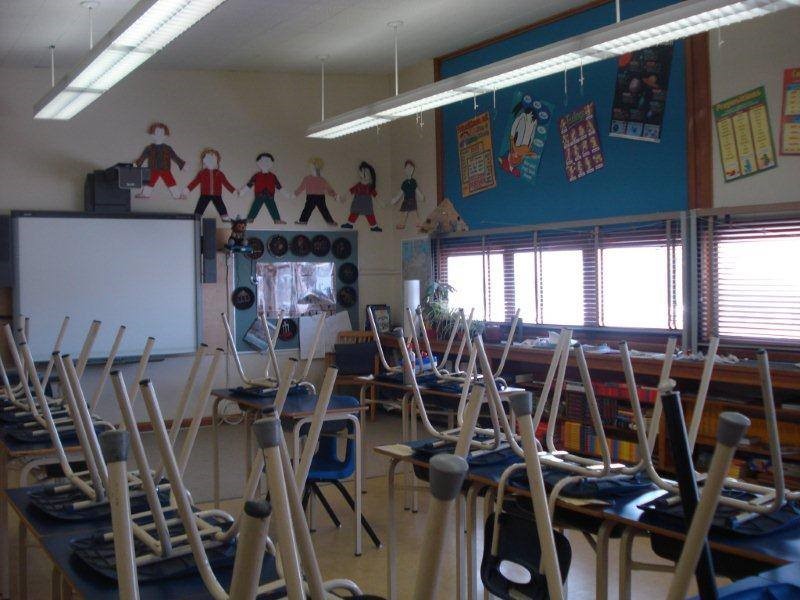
[299,310,353,360]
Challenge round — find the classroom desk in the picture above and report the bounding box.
[689,562,800,599]
[0,429,83,600]
[210,389,366,554]
[602,489,800,599]
[5,484,279,599]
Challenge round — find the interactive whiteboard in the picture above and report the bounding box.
[13,212,201,361]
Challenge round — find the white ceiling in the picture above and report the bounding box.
[0,0,592,74]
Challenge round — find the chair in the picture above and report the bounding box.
[324,330,379,419]
[302,419,382,554]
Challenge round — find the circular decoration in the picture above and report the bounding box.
[338,262,358,284]
[291,234,311,257]
[277,318,298,341]
[267,234,288,257]
[231,287,255,310]
[332,237,352,260]
[311,235,331,257]
[244,237,264,260]
[337,286,358,308]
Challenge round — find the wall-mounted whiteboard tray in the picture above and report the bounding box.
[12,211,202,361]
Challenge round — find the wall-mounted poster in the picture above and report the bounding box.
[497,92,553,185]
[559,102,604,182]
[780,67,800,155]
[713,86,777,182]
[456,111,496,197]
[610,43,673,143]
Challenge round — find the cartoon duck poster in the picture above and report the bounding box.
[496,91,553,185]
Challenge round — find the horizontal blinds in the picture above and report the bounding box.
[698,215,800,345]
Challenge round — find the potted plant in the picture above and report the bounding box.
[420,281,457,340]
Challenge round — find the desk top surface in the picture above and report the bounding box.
[0,427,82,457]
[211,390,361,417]
[5,486,102,541]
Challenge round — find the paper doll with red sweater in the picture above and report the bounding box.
[183,148,234,221]
[239,152,287,225]
[134,122,185,199]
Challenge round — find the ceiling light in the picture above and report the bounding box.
[34,0,228,120]
[306,0,799,139]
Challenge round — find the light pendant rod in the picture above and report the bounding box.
[34,0,230,120]
[318,54,329,121]
[388,20,403,96]
[616,0,622,23]
[81,2,101,50]
[49,45,55,87]
[306,0,799,139]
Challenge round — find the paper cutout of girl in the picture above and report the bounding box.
[184,148,234,221]
[239,152,286,224]
[294,157,338,226]
[390,159,424,230]
[341,161,381,232]
[134,122,185,199]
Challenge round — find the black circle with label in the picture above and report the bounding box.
[337,286,358,308]
[311,235,331,257]
[291,234,311,256]
[267,235,288,257]
[338,262,358,284]
[331,237,352,260]
[245,237,265,260]
[277,318,298,341]
[231,287,255,310]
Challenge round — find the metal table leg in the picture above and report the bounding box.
[359,383,368,493]
[466,484,480,600]
[401,394,410,511]
[0,448,9,600]
[411,400,419,513]
[16,520,27,600]
[352,415,363,556]
[387,458,399,600]
[595,519,614,600]
[618,526,637,600]
[212,397,221,508]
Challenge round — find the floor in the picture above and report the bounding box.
[9,410,714,599]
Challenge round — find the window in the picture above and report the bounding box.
[699,215,800,345]
[434,218,683,331]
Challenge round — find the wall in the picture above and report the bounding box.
[0,65,397,422]
[709,8,800,207]
[438,0,689,229]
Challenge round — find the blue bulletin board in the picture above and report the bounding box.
[232,230,358,352]
[439,0,688,230]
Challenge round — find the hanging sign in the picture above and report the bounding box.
[610,43,673,142]
[559,102,604,182]
[780,67,800,155]
[497,92,553,185]
[713,86,777,182]
[456,111,497,197]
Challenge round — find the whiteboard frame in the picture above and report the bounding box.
[11,210,203,360]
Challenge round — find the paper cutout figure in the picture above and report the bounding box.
[239,152,286,225]
[184,148,234,221]
[342,161,381,232]
[391,159,424,230]
[294,157,338,226]
[134,122,185,199]
[418,198,469,234]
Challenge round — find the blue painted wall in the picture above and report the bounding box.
[440,0,688,229]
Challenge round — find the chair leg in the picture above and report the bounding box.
[310,483,342,529]
[330,479,382,548]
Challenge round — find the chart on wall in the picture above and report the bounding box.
[780,67,800,155]
[714,86,777,182]
[401,237,433,293]
[456,111,497,197]
[559,102,604,182]
[609,43,673,143]
[497,91,553,185]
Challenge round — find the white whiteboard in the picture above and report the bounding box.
[14,214,200,361]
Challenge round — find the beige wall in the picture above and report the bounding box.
[0,64,432,421]
[710,8,800,207]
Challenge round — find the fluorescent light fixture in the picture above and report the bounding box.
[306,0,799,139]
[34,0,228,120]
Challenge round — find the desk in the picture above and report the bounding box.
[210,390,366,554]
[0,429,83,600]
[602,489,800,599]
[5,484,278,599]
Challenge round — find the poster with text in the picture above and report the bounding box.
[609,43,673,143]
[713,87,777,182]
[780,67,800,155]
[497,91,553,185]
[456,111,496,197]
[559,102,604,182]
